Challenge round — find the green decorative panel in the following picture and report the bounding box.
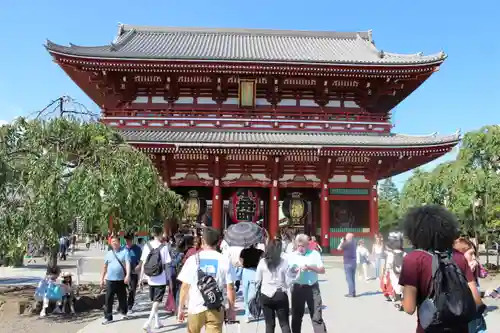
[329,188,369,196]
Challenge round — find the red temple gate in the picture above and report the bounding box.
[46,24,459,252]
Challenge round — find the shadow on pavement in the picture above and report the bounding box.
[486,305,498,313]
[0,277,41,284]
[356,291,383,297]
[22,263,76,271]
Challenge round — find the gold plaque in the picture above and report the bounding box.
[238,79,256,108]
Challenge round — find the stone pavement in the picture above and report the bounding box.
[76,262,500,333]
[0,246,105,285]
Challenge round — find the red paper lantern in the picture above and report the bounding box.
[228,188,260,223]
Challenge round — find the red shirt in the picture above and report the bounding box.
[398,250,474,333]
[308,241,319,251]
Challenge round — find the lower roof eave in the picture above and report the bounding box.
[127,140,460,150]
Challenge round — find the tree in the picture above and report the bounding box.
[0,100,183,266]
[378,178,401,233]
[398,125,500,240]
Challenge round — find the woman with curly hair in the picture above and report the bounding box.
[398,205,484,333]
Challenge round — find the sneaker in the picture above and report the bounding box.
[128,309,134,315]
[154,323,164,329]
[142,324,153,333]
[39,311,47,318]
[102,318,113,325]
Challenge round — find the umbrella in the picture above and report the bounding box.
[225,222,263,247]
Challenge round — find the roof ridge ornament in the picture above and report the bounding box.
[378,50,385,59]
[367,30,373,43]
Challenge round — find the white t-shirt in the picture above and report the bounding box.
[220,240,230,256]
[140,239,172,286]
[356,246,370,264]
[177,249,234,315]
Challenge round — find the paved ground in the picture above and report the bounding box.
[76,262,500,333]
[0,245,105,285]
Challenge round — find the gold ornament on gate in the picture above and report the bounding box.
[184,190,200,222]
[289,192,305,224]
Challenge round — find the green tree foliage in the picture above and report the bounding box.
[399,125,500,239]
[0,116,183,266]
[378,178,401,233]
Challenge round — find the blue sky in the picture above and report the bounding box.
[1,0,499,187]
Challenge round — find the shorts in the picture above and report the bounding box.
[149,285,166,302]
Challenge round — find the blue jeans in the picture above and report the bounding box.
[242,268,257,318]
[344,262,356,296]
[374,255,383,278]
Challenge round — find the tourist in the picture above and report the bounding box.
[137,237,145,251]
[38,266,62,317]
[177,227,236,333]
[239,243,264,322]
[453,237,487,333]
[356,239,370,281]
[337,233,356,297]
[398,205,485,333]
[60,272,76,314]
[165,233,186,314]
[372,233,384,279]
[288,234,327,333]
[139,226,172,331]
[256,239,291,333]
[380,232,405,309]
[85,234,91,250]
[58,235,67,261]
[100,235,131,325]
[308,236,322,253]
[124,232,142,314]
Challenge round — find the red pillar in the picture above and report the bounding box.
[269,180,279,240]
[320,182,330,249]
[370,182,379,235]
[212,179,222,230]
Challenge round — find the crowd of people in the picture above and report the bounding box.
[35,204,497,333]
[336,205,489,333]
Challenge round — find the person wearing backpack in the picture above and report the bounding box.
[398,205,486,333]
[139,226,172,332]
[177,227,236,333]
[380,231,405,309]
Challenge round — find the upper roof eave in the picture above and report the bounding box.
[45,25,447,67]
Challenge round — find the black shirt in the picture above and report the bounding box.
[239,247,264,269]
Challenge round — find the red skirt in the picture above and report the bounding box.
[380,271,395,298]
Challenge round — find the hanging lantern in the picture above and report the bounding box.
[183,190,207,223]
[282,192,309,226]
[228,188,260,223]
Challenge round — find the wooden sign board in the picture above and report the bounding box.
[238,79,256,108]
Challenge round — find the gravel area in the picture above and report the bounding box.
[0,310,102,333]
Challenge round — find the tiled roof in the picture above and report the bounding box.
[46,24,446,66]
[116,129,460,148]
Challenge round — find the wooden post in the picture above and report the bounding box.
[269,180,279,240]
[370,182,379,235]
[212,178,222,230]
[320,182,330,251]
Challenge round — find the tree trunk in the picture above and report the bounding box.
[47,246,58,270]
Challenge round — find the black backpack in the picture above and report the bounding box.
[392,252,404,275]
[195,253,223,310]
[143,243,165,277]
[417,251,477,332]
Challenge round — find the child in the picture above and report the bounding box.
[380,231,405,310]
[60,272,76,314]
[356,240,370,281]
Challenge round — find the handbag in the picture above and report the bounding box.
[46,282,64,301]
[248,282,262,318]
[164,288,176,312]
